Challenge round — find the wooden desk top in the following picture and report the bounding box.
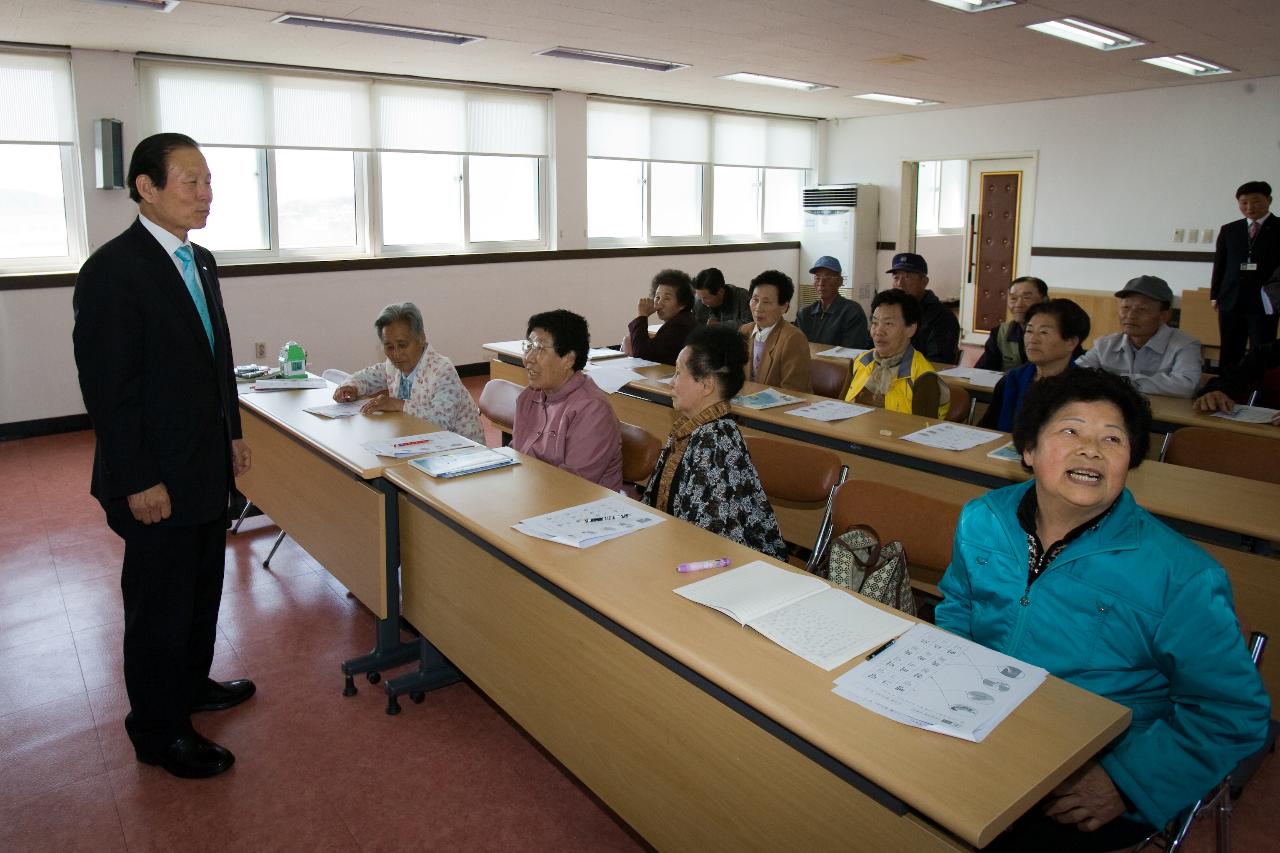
[623,376,1280,543]
[238,383,442,480]
[1147,393,1279,440]
[385,455,1129,848]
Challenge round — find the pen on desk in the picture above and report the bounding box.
[677,557,731,573]
[865,638,897,660]
[392,437,433,448]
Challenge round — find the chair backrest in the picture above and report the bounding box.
[478,378,521,434]
[944,382,970,424]
[746,436,844,504]
[1259,366,1280,409]
[811,358,852,400]
[1163,427,1280,485]
[619,422,661,487]
[826,480,964,579]
[321,368,351,385]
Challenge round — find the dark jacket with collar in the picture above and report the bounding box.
[1212,214,1280,314]
[912,290,961,364]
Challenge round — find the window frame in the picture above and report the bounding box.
[586,156,708,249]
[0,142,87,275]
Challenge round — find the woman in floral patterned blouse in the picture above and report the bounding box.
[333,302,484,444]
[643,324,788,560]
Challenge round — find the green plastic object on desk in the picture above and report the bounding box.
[278,341,308,379]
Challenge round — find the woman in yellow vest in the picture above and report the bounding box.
[845,288,950,418]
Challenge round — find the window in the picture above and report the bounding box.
[0,52,82,273]
[916,159,967,235]
[140,61,548,259]
[587,100,814,246]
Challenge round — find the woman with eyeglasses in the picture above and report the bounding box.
[512,309,623,491]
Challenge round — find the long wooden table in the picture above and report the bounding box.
[385,454,1129,851]
[235,383,459,697]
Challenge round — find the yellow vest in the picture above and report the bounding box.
[844,346,949,418]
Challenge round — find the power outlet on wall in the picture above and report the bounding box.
[254,341,266,359]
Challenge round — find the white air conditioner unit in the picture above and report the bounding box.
[800,184,879,312]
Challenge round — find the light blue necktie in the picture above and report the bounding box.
[174,245,214,353]
[399,374,412,399]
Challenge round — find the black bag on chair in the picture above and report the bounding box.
[823,524,916,616]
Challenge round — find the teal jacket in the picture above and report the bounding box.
[936,481,1271,828]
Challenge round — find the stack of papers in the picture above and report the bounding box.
[785,400,873,422]
[986,441,1022,462]
[304,402,364,419]
[900,422,1004,452]
[1212,405,1278,424]
[675,562,910,671]
[584,367,646,395]
[732,389,803,410]
[513,497,665,548]
[937,366,1004,389]
[252,377,327,391]
[816,346,867,359]
[587,347,626,361]
[410,446,519,478]
[832,623,1047,742]
[361,431,481,459]
[584,356,658,371]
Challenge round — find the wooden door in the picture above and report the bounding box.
[971,170,1021,333]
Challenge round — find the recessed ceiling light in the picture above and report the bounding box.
[718,72,832,92]
[535,47,687,72]
[84,0,180,10]
[853,93,940,106]
[1141,55,1233,76]
[1026,18,1145,51]
[924,0,1018,12]
[272,14,483,46]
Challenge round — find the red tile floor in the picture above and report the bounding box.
[1,375,1275,851]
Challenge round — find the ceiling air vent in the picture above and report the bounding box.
[804,184,861,208]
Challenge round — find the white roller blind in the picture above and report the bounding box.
[713,114,814,169]
[587,101,709,164]
[0,52,76,144]
[140,61,546,155]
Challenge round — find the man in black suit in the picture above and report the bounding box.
[1211,180,1280,370]
[73,133,255,779]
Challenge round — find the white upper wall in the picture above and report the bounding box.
[825,75,1280,295]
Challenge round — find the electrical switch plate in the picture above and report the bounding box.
[1173,229,1185,243]
[254,341,267,359]
[1187,229,1200,243]
[1203,228,1214,243]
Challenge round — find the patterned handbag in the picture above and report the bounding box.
[824,524,917,616]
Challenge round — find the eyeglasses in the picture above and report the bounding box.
[521,338,554,356]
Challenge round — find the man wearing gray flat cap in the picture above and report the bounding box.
[1076,275,1203,398]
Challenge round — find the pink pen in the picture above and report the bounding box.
[677,558,731,573]
[392,437,433,448]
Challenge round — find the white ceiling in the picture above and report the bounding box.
[4,0,1280,118]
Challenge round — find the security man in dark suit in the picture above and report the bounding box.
[1211,180,1280,371]
[73,133,254,779]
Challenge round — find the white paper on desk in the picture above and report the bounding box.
[585,356,658,371]
[252,378,327,391]
[816,346,867,359]
[832,623,1047,742]
[303,402,364,419]
[986,441,1022,462]
[584,367,645,394]
[785,400,873,422]
[675,562,910,670]
[732,388,803,410]
[1213,405,1279,424]
[901,422,1004,452]
[587,347,626,361]
[361,431,481,459]
[937,367,1003,389]
[513,497,665,548]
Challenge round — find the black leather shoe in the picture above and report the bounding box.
[191,679,256,712]
[135,732,235,779]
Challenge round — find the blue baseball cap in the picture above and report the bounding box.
[809,256,842,275]
[886,253,928,275]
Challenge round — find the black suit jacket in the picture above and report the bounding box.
[73,218,242,526]
[1211,215,1280,314]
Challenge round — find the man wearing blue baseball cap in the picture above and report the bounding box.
[795,256,871,349]
[887,252,960,364]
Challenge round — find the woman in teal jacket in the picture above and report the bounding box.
[936,368,1270,851]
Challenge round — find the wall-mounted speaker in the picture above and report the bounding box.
[95,118,125,190]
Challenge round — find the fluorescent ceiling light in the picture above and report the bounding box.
[1142,55,1233,76]
[853,93,940,106]
[719,72,832,92]
[535,47,687,72]
[85,0,180,10]
[1026,18,1144,51]
[272,14,483,46]
[924,0,1018,12]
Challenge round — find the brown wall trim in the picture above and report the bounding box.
[1031,246,1215,263]
[875,241,896,252]
[0,241,800,291]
